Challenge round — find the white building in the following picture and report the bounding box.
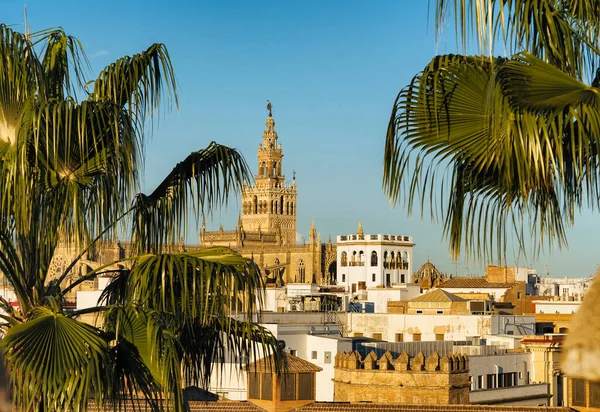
[347,313,536,342]
[533,275,593,299]
[336,224,415,293]
[209,322,347,402]
[533,300,581,314]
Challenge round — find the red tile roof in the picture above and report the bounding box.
[439,277,514,289]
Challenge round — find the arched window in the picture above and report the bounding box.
[359,251,364,263]
[298,259,305,283]
[286,202,289,215]
[341,252,348,267]
[351,251,357,264]
[273,258,280,280]
[276,161,281,175]
[273,161,277,176]
[270,200,274,214]
[291,203,295,215]
[383,251,388,269]
[371,251,378,266]
[404,251,409,269]
[280,196,284,214]
[390,252,395,269]
[253,196,258,214]
[259,162,265,176]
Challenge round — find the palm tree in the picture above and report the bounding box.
[383,1,600,379]
[0,24,282,410]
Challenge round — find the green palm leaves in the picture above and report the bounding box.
[0,23,280,410]
[384,1,600,262]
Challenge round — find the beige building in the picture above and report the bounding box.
[333,350,470,404]
[201,106,336,285]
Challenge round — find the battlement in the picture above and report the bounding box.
[334,350,468,373]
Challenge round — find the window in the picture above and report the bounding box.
[435,333,444,341]
[342,274,346,282]
[290,349,297,356]
[573,379,586,406]
[477,375,484,390]
[372,333,382,340]
[486,374,496,389]
[248,372,260,399]
[297,260,305,283]
[261,373,273,400]
[413,333,421,342]
[298,373,313,400]
[324,351,332,364]
[395,333,404,342]
[311,351,317,360]
[354,332,363,337]
[416,310,423,314]
[371,251,378,266]
[341,252,347,267]
[280,374,296,401]
[372,273,376,282]
[591,381,600,407]
[436,310,444,314]
[400,274,405,283]
[517,291,522,299]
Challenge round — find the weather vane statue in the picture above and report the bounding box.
[267,100,273,117]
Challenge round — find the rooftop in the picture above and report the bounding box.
[438,277,514,289]
[247,353,323,373]
[409,289,466,303]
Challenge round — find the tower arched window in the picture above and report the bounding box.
[291,203,294,215]
[276,161,281,175]
[351,251,356,264]
[390,252,395,269]
[404,251,409,269]
[359,251,364,263]
[286,202,289,215]
[298,259,305,283]
[280,196,284,214]
[341,252,347,267]
[259,162,265,176]
[253,196,258,214]
[383,251,388,269]
[371,251,378,266]
[270,200,274,214]
[272,161,277,176]
[396,251,402,268]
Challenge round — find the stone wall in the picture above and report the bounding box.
[332,350,470,404]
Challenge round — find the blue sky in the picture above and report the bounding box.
[4,1,599,278]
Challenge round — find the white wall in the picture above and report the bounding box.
[534,300,581,314]
[306,335,352,401]
[365,285,421,313]
[76,290,103,310]
[469,352,533,390]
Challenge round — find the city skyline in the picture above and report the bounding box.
[4,1,599,277]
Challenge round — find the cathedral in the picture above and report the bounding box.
[201,105,336,285]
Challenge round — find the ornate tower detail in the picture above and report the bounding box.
[241,103,297,246]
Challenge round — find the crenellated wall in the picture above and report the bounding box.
[333,350,470,404]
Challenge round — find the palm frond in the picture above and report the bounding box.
[133,142,251,254]
[2,307,109,410]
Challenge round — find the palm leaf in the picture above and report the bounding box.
[133,142,252,254]
[2,307,109,410]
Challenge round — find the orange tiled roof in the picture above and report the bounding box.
[438,277,514,289]
[248,353,323,373]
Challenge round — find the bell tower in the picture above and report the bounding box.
[241,102,297,245]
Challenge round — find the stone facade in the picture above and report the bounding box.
[201,107,336,285]
[332,350,470,404]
